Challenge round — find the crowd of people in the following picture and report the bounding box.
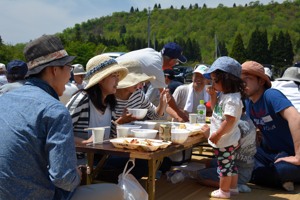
[0,33,300,199]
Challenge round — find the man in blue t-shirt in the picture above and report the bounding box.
[241,61,300,191]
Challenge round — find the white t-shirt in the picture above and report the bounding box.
[208,92,243,148]
[59,82,78,105]
[116,48,166,89]
[173,83,210,112]
[89,101,112,140]
[272,80,300,112]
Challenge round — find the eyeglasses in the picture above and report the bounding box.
[65,64,74,72]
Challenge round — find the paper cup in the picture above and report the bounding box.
[91,128,105,144]
[189,113,197,124]
[116,126,130,137]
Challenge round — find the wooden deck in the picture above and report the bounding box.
[153,154,300,200]
[155,175,300,200]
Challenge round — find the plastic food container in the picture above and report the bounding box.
[131,129,158,139]
[127,108,148,119]
[133,121,157,129]
[171,129,190,144]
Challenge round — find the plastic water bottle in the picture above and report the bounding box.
[197,100,206,123]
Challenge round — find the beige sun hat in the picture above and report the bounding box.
[84,55,128,90]
[117,60,155,89]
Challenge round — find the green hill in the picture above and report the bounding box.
[1,1,300,69]
[60,1,300,65]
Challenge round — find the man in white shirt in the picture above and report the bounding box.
[116,42,189,121]
[173,64,210,116]
[72,64,87,89]
[272,67,300,112]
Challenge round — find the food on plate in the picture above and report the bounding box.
[178,124,186,129]
[123,138,154,146]
[110,138,172,152]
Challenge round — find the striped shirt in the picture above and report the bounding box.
[111,89,161,135]
[67,92,90,139]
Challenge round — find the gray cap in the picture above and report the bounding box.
[276,67,300,83]
[203,56,241,79]
[72,64,86,75]
[24,34,75,76]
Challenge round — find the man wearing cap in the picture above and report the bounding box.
[164,69,183,94]
[272,66,300,112]
[0,60,28,95]
[0,63,8,86]
[168,64,210,166]
[0,35,123,199]
[173,64,210,115]
[59,63,86,105]
[116,42,189,121]
[72,63,87,89]
[241,61,300,191]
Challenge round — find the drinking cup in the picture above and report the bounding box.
[189,113,197,124]
[91,128,105,144]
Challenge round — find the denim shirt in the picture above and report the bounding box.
[0,78,80,200]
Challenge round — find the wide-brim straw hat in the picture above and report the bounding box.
[84,55,128,90]
[242,61,271,88]
[24,34,76,76]
[117,60,155,89]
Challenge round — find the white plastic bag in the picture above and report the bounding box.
[118,158,148,200]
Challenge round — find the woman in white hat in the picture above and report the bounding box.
[67,55,128,144]
[111,60,169,136]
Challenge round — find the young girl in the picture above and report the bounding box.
[203,56,246,199]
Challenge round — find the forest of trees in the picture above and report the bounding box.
[1,0,300,77]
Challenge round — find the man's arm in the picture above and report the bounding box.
[166,96,189,122]
[275,106,300,165]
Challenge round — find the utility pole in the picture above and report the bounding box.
[147,7,151,47]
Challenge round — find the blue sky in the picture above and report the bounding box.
[0,0,284,45]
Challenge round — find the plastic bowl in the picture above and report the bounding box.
[131,129,158,139]
[127,108,148,119]
[133,121,157,129]
[117,125,141,137]
[171,129,190,144]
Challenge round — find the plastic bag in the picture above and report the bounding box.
[118,158,148,200]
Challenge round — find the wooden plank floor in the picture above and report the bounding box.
[155,175,300,200]
[154,154,300,200]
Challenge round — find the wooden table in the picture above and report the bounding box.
[76,134,206,200]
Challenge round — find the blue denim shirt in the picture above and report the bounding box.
[0,78,80,199]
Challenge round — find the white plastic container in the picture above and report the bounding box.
[171,129,190,144]
[134,121,157,129]
[131,129,158,139]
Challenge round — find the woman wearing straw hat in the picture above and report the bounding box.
[101,60,171,181]
[67,54,128,144]
[112,60,169,130]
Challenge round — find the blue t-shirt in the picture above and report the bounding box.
[245,88,294,155]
